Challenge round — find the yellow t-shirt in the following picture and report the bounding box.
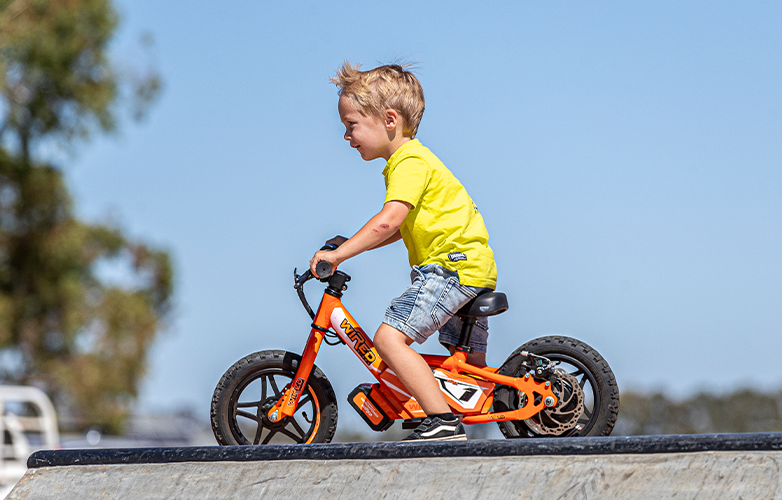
[383,139,497,289]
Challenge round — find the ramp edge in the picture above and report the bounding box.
[28,432,782,468]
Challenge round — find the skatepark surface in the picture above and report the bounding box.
[8,433,782,499]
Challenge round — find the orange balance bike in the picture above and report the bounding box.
[211,246,619,445]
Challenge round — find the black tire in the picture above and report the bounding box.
[211,350,338,445]
[494,336,619,438]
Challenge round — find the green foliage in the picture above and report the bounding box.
[0,0,170,433]
[0,0,118,156]
[0,0,160,157]
[615,389,782,435]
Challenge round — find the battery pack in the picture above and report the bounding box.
[348,383,393,432]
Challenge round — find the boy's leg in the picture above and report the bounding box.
[379,265,475,440]
[376,323,465,441]
[374,323,451,415]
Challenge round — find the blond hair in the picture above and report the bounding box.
[331,62,425,138]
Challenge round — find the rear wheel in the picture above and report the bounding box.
[211,350,338,445]
[494,336,619,437]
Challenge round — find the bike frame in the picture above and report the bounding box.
[266,277,557,426]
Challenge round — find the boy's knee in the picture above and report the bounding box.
[373,326,394,355]
[374,324,412,356]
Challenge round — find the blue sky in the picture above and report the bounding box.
[66,1,780,425]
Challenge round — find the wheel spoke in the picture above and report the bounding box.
[582,406,593,419]
[253,422,265,445]
[236,410,262,423]
[298,394,312,407]
[236,400,262,408]
[288,418,306,438]
[262,429,278,445]
[269,376,281,396]
[280,427,303,442]
[579,376,588,389]
[261,376,268,401]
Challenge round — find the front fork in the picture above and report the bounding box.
[266,327,325,423]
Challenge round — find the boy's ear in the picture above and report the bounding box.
[384,109,400,130]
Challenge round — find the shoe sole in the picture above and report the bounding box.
[404,434,467,442]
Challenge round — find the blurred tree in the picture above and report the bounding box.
[614,389,782,435]
[0,0,170,433]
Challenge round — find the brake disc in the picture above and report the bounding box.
[523,368,584,436]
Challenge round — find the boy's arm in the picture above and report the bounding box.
[310,201,410,274]
[325,230,401,250]
[369,229,402,249]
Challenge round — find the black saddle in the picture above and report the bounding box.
[456,291,508,318]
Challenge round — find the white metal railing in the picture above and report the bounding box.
[0,386,59,497]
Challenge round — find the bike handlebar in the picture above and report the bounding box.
[316,244,337,279]
[315,261,333,279]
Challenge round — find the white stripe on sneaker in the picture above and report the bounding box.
[420,424,458,437]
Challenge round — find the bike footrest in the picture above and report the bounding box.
[348,384,393,432]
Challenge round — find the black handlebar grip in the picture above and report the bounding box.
[316,261,333,279]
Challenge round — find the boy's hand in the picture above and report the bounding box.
[309,236,347,275]
[310,248,341,276]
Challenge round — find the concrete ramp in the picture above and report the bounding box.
[9,433,782,499]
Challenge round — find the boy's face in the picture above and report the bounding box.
[338,96,393,161]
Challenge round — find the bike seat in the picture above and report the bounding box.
[456,291,508,318]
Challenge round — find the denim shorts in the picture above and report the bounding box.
[383,264,490,353]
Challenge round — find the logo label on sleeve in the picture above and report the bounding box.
[448,252,467,262]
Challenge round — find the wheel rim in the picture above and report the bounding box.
[228,368,321,445]
[512,353,601,437]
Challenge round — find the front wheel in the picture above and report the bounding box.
[210,350,338,445]
[494,336,619,438]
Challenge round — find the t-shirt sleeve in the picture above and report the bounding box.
[384,156,430,209]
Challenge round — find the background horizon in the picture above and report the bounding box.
[57,1,780,429]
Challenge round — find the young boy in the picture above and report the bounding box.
[310,62,497,441]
